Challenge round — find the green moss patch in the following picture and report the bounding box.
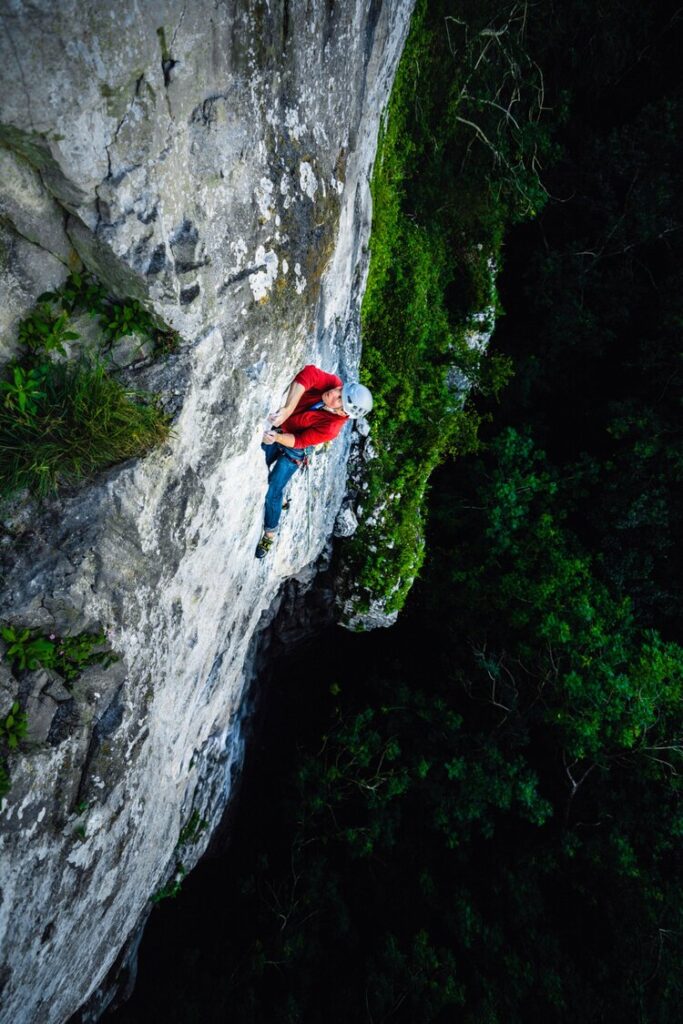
[338,0,553,621]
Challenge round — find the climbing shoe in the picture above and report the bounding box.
[255,533,275,559]
[282,499,290,511]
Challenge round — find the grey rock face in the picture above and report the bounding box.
[334,502,359,538]
[343,598,400,631]
[0,1,413,1021]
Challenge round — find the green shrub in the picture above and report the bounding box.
[1,624,118,683]
[42,271,180,355]
[98,298,157,345]
[338,0,546,620]
[0,700,28,751]
[151,862,186,903]
[0,758,9,799]
[1,270,177,498]
[1,626,56,671]
[0,364,48,418]
[0,695,29,803]
[179,810,208,847]
[0,359,170,497]
[41,270,107,316]
[17,303,80,357]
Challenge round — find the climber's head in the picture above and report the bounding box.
[321,381,373,418]
[341,381,373,418]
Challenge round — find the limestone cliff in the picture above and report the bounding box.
[0,2,413,1020]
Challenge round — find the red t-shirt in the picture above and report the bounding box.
[281,364,349,448]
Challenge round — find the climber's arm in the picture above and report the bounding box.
[262,429,296,447]
[269,378,305,427]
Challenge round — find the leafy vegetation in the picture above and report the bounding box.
[149,815,208,906]
[1,624,118,683]
[178,810,208,847]
[0,700,28,751]
[0,700,28,800]
[340,0,554,618]
[490,114,683,638]
[151,862,187,904]
[0,363,48,419]
[0,624,117,799]
[117,559,683,1024]
[51,269,108,315]
[40,271,180,355]
[17,302,80,357]
[0,270,176,498]
[431,429,683,763]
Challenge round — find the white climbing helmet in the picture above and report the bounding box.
[342,381,373,418]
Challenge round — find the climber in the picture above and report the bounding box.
[255,363,373,559]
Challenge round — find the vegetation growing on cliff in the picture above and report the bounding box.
[0,360,170,496]
[0,624,119,799]
[0,272,175,498]
[339,0,553,619]
[0,700,27,797]
[1,624,118,683]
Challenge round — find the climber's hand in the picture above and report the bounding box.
[269,407,290,427]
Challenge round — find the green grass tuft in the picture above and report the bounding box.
[0,359,169,497]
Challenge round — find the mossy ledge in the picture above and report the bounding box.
[337,0,552,628]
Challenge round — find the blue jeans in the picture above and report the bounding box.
[262,442,308,532]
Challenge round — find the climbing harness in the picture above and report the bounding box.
[282,449,309,469]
